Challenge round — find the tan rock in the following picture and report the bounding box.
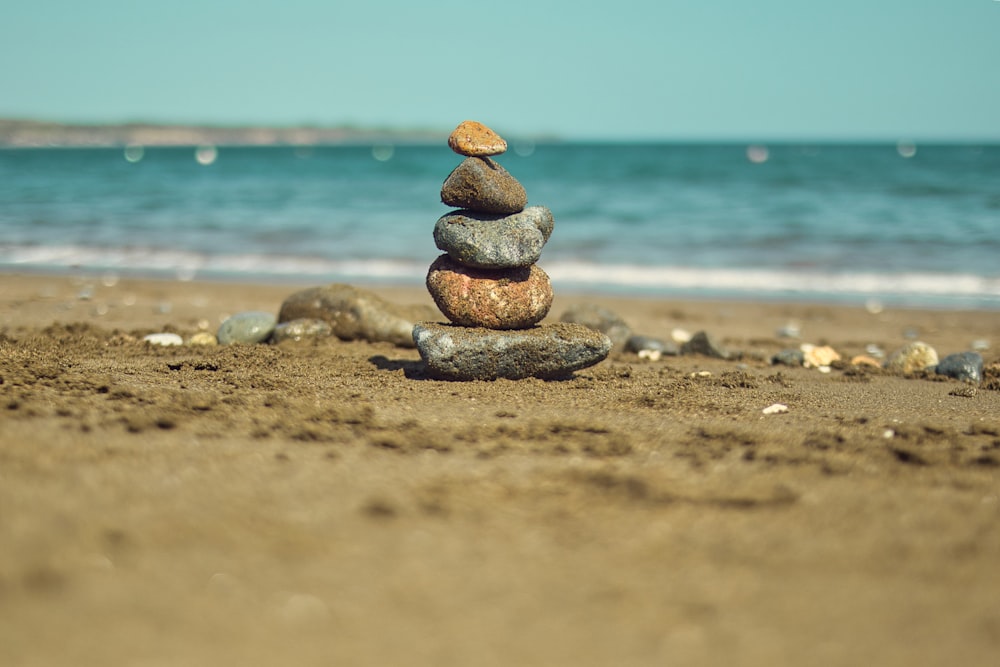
[801,344,840,368]
[447,120,507,157]
[850,354,882,367]
[426,254,552,330]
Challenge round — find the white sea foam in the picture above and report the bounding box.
[2,244,999,306]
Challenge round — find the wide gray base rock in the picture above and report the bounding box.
[279,284,437,348]
[413,322,612,381]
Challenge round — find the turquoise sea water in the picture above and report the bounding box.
[1,142,998,308]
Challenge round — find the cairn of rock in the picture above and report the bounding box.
[413,120,611,380]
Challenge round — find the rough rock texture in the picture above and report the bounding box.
[412,322,612,381]
[425,255,552,330]
[440,157,527,214]
[217,311,277,345]
[434,206,554,269]
[447,120,507,157]
[935,351,984,384]
[884,341,939,374]
[559,304,632,352]
[278,284,437,348]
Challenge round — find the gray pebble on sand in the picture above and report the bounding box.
[935,351,984,384]
[217,311,277,345]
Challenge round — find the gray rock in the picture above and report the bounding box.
[412,322,611,381]
[278,284,437,348]
[772,348,805,366]
[681,331,731,359]
[271,318,333,343]
[434,206,554,269]
[884,341,938,374]
[935,351,984,384]
[217,311,277,345]
[559,304,632,352]
[440,157,527,214]
[625,335,678,356]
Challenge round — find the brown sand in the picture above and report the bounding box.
[2,272,999,666]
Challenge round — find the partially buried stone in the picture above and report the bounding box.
[143,332,183,347]
[426,254,552,330]
[187,331,218,346]
[447,120,508,157]
[772,348,805,367]
[412,322,611,381]
[434,206,554,269]
[441,157,527,214]
[681,330,731,359]
[625,335,678,356]
[278,284,436,348]
[559,304,632,353]
[217,311,277,345]
[884,341,939,374]
[935,351,984,384]
[271,318,333,343]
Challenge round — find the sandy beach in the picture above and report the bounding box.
[2,271,999,666]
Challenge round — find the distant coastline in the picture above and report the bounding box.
[0,118,453,148]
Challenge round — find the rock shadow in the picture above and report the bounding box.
[368,355,430,380]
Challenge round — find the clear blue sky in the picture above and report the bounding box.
[3,0,998,140]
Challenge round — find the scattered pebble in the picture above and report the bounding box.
[776,322,801,339]
[187,331,218,346]
[278,283,436,348]
[801,344,840,368]
[413,322,611,381]
[637,349,662,361]
[671,328,692,344]
[850,354,882,367]
[971,339,990,351]
[561,304,633,352]
[762,403,789,415]
[143,333,183,346]
[271,318,333,343]
[217,311,277,345]
[865,343,885,359]
[625,334,678,357]
[884,341,939,374]
[772,348,805,367]
[935,351,984,384]
[680,331,731,359]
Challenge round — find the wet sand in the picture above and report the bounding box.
[1,272,999,666]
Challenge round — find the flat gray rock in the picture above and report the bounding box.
[440,157,527,214]
[279,284,437,348]
[434,206,554,269]
[412,322,611,381]
[935,351,983,384]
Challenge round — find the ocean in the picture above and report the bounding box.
[2,142,998,308]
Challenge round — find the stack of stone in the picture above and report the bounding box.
[413,120,611,380]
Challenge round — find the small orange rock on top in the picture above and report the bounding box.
[448,120,507,157]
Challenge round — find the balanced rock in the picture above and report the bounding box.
[278,284,436,348]
[426,254,552,330]
[218,311,277,345]
[413,322,611,381]
[434,206,554,269]
[884,341,938,374]
[935,351,983,384]
[441,157,527,214]
[448,120,508,157]
[559,303,632,352]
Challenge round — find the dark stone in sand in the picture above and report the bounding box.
[434,206,554,269]
[625,335,678,356]
[217,311,277,345]
[278,284,437,348]
[935,351,983,384]
[440,157,527,214]
[559,304,632,353]
[412,322,611,381]
[681,331,731,359]
[772,348,806,367]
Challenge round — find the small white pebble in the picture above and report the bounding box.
[671,328,692,344]
[690,370,712,378]
[638,349,662,361]
[883,429,895,439]
[817,365,832,374]
[762,403,789,415]
[972,339,990,351]
[143,333,183,346]
[865,298,884,314]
